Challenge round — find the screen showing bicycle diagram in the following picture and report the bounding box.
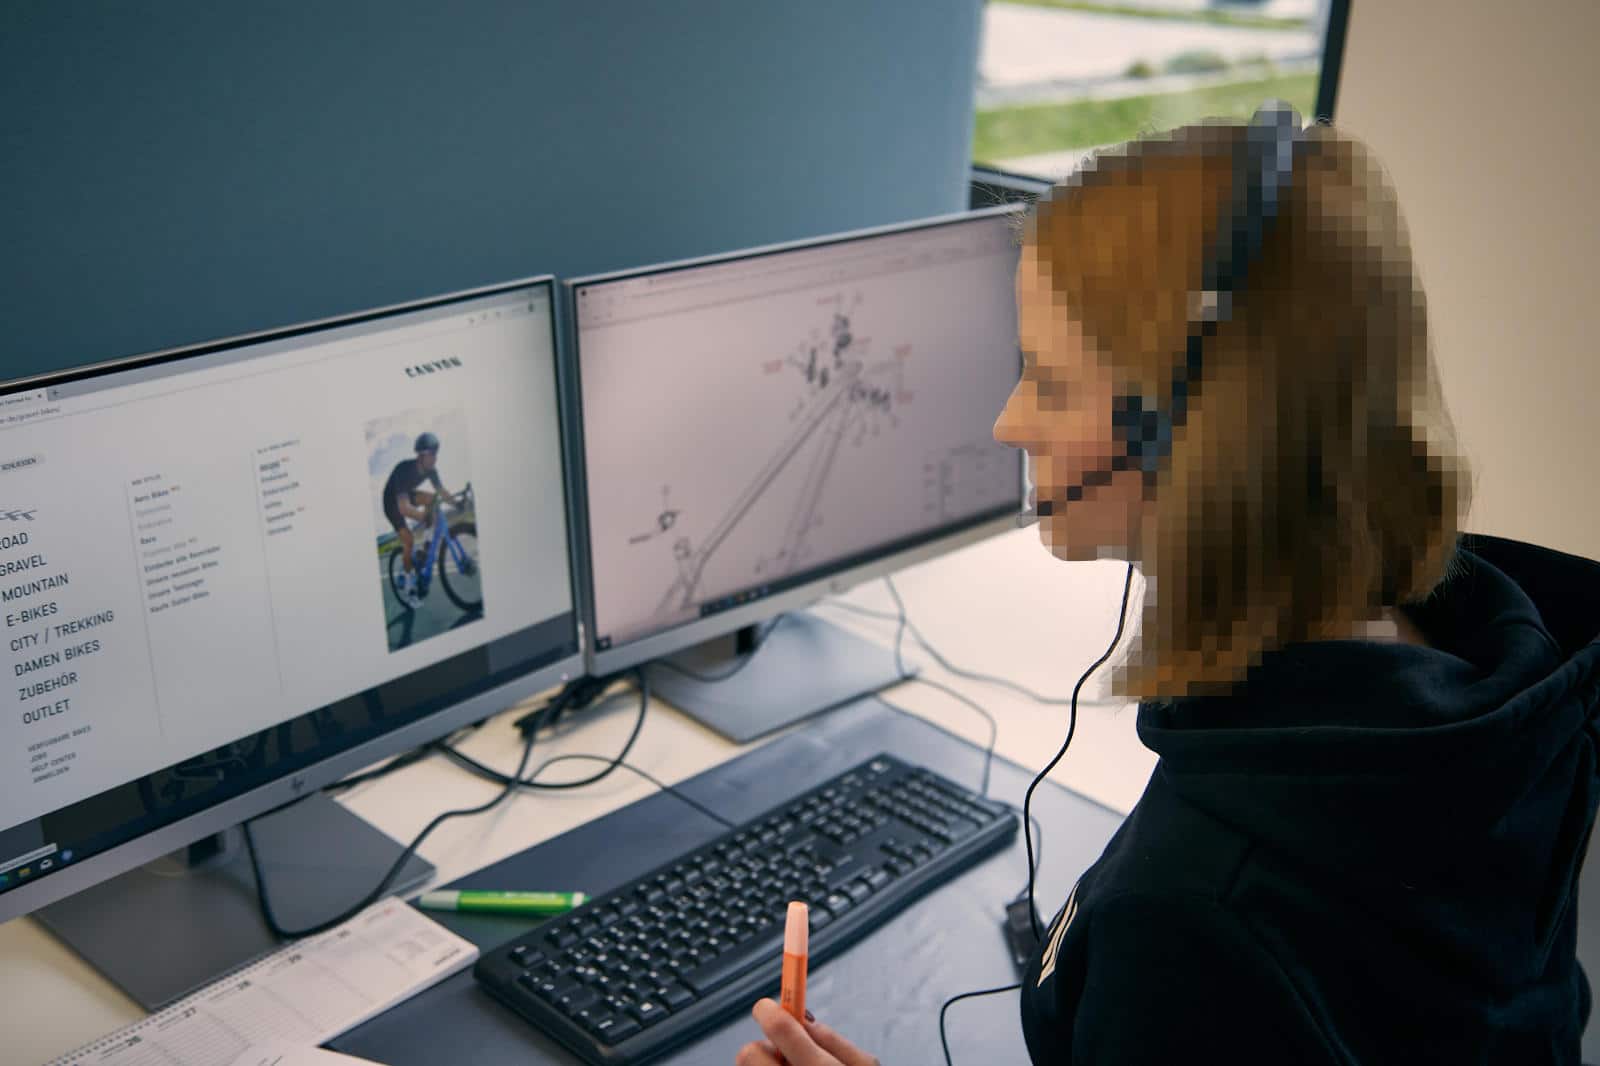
[575,213,1022,651]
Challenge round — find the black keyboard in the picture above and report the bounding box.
[474,753,1016,1065]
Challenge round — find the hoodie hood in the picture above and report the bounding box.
[1137,533,1600,988]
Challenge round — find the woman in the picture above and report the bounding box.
[737,114,1600,1063]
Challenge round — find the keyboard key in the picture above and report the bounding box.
[845,880,871,903]
[557,985,600,1015]
[682,929,784,994]
[660,982,695,1009]
[823,892,852,916]
[947,817,980,841]
[523,969,572,1000]
[628,999,667,1026]
[594,1015,641,1044]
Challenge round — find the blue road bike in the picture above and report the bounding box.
[388,482,481,612]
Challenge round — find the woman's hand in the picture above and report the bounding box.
[735,999,880,1066]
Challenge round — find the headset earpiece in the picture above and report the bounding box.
[1103,103,1304,487]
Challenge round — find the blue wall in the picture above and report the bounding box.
[1,2,982,381]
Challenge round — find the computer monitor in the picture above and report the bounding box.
[0,278,582,1007]
[568,209,1024,741]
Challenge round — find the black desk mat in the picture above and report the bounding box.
[331,697,1126,1065]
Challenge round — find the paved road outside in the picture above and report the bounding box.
[979,3,1320,93]
[1062,0,1318,18]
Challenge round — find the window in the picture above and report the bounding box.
[973,0,1349,179]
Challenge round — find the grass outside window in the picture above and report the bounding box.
[974,71,1318,165]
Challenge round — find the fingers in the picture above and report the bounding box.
[735,1039,785,1066]
[804,1016,880,1066]
[752,999,839,1066]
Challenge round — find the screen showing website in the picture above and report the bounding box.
[0,283,575,894]
[575,214,1023,651]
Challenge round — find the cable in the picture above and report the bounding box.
[886,579,911,680]
[647,615,787,684]
[445,748,736,831]
[914,678,999,798]
[1020,561,1136,941]
[320,746,435,793]
[448,668,652,787]
[436,673,736,830]
[938,982,1023,1066]
[244,721,538,940]
[512,672,628,736]
[825,582,1128,708]
[874,683,998,802]
[440,669,736,830]
[321,722,486,794]
[929,567,1131,1059]
[1001,805,1045,903]
[875,578,999,797]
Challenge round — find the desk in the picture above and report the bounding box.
[0,529,1156,1065]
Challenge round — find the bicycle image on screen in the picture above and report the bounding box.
[389,482,480,614]
[366,407,486,652]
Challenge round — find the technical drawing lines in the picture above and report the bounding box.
[641,303,914,619]
[652,358,865,616]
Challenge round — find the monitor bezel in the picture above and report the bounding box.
[564,207,1026,678]
[0,275,586,924]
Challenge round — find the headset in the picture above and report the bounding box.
[1017,101,1305,524]
[941,104,1306,1065]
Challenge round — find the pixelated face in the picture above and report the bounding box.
[993,247,1145,562]
[418,449,438,472]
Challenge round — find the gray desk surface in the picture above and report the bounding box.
[332,697,1124,1065]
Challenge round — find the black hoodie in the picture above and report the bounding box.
[1019,534,1600,1064]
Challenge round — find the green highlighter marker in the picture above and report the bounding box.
[417,889,587,915]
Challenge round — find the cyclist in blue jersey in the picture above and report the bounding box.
[383,432,465,609]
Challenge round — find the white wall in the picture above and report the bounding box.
[1335,0,1599,561]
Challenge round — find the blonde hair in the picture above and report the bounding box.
[1027,120,1470,702]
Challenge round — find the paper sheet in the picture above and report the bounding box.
[48,898,474,1066]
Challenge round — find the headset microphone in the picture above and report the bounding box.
[1015,501,1051,528]
[1013,102,1302,530]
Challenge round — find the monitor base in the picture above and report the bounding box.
[35,791,432,1011]
[647,611,912,744]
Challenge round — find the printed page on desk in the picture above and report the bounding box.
[230,1049,382,1066]
[47,898,474,1066]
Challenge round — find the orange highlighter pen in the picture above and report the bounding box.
[780,900,809,1023]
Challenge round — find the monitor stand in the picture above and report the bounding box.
[646,610,912,744]
[36,791,432,1011]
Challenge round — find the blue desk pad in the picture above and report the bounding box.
[331,696,1125,1065]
